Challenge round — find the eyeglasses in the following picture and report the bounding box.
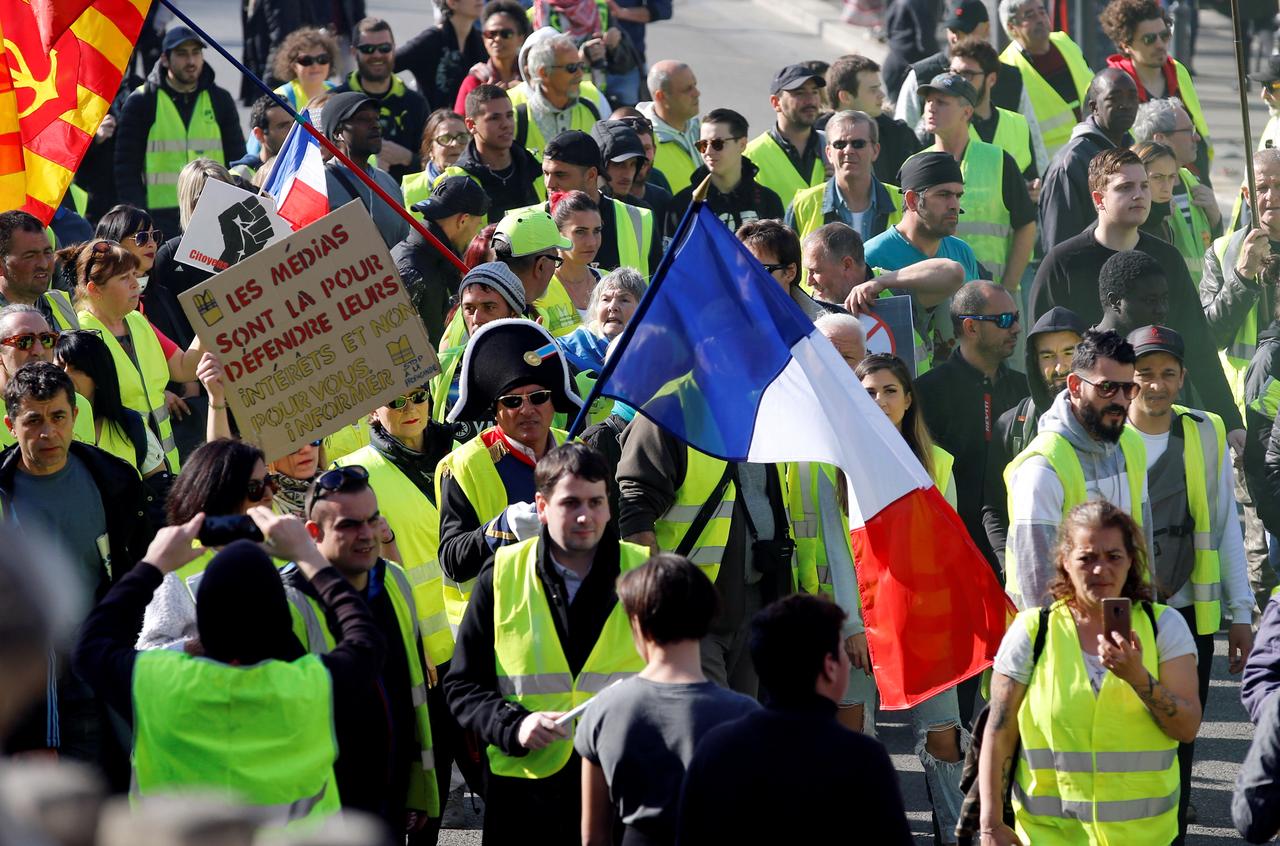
[0,332,59,351]
[538,253,565,268]
[762,263,790,274]
[296,53,331,67]
[949,68,984,81]
[830,138,872,150]
[387,389,429,410]
[496,389,553,409]
[959,311,1020,329]
[483,28,516,40]
[695,136,743,153]
[434,132,470,146]
[552,62,585,74]
[1075,374,1141,399]
[310,439,323,447]
[246,474,278,503]
[127,230,164,247]
[356,43,394,54]
[306,465,371,514]
[616,115,653,135]
[1139,29,1172,46]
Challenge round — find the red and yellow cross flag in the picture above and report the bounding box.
[0,0,151,223]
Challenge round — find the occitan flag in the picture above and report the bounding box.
[0,0,151,223]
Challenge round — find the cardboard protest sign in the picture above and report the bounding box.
[176,179,293,273]
[180,201,439,461]
[860,294,916,374]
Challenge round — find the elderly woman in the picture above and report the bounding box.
[402,109,470,210]
[556,266,645,371]
[979,500,1201,846]
[454,0,530,112]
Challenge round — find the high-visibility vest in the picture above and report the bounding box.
[78,309,180,472]
[43,290,78,330]
[1000,33,1093,161]
[285,564,440,815]
[1003,428,1146,604]
[608,196,653,277]
[969,107,1033,175]
[334,446,453,664]
[1211,231,1259,416]
[743,131,825,211]
[786,178,904,243]
[130,649,341,826]
[0,391,98,450]
[434,427,570,627]
[874,274,931,376]
[922,139,1012,280]
[487,537,647,778]
[533,277,584,338]
[653,136,698,194]
[1171,60,1212,162]
[1168,406,1226,635]
[652,446,738,583]
[96,418,143,473]
[431,311,469,425]
[141,88,224,210]
[512,98,599,160]
[322,418,372,463]
[1012,601,1179,844]
[1166,169,1213,285]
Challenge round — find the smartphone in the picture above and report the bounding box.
[1101,597,1132,646]
[198,514,264,547]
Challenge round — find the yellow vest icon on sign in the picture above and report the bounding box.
[387,335,415,366]
[193,291,224,327]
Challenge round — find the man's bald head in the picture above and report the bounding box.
[1086,69,1139,137]
[648,61,699,125]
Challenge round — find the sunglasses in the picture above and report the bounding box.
[830,138,872,150]
[552,62,585,74]
[128,229,164,247]
[959,311,1020,329]
[356,43,394,54]
[762,262,791,274]
[496,389,553,409]
[538,253,565,268]
[387,389,429,410]
[1076,374,1141,400]
[483,28,516,40]
[434,132,470,146]
[0,332,59,351]
[84,239,117,283]
[306,465,371,514]
[695,136,742,153]
[1139,29,1172,46]
[246,474,278,503]
[296,53,331,67]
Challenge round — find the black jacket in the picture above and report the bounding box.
[1247,323,1280,534]
[443,528,625,756]
[909,50,1025,114]
[873,113,923,187]
[238,0,323,103]
[451,141,542,222]
[114,62,246,225]
[881,0,939,100]
[1038,117,1130,253]
[392,219,463,345]
[916,348,1028,567]
[664,159,785,238]
[333,72,431,183]
[395,24,487,113]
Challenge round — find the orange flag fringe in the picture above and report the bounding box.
[0,0,151,223]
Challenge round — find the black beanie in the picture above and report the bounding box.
[196,540,305,665]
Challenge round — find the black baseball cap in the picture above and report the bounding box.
[162,25,204,53]
[945,0,990,33]
[412,175,491,221]
[770,63,827,95]
[897,151,965,191]
[1128,325,1185,362]
[544,130,602,170]
[1250,55,1280,85]
[321,92,377,139]
[918,73,979,108]
[591,120,646,164]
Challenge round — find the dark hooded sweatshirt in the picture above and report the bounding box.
[982,307,1087,570]
[1037,116,1131,253]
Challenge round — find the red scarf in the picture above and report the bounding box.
[1104,54,1179,102]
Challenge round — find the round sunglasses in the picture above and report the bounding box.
[295,53,331,67]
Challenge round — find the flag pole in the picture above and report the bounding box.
[1230,0,1258,218]
[565,175,713,437]
[158,0,469,276]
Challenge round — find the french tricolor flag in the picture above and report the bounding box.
[583,204,1012,708]
[262,116,329,231]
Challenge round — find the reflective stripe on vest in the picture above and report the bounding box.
[743,132,825,211]
[1013,602,1179,842]
[1166,169,1213,285]
[43,291,78,330]
[287,588,336,653]
[1003,429,1146,604]
[1000,34,1093,160]
[335,446,454,664]
[142,88,225,210]
[1213,231,1260,416]
[611,196,653,277]
[384,562,440,814]
[488,537,647,778]
[787,178,905,244]
[923,140,1011,279]
[787,461,827,595]
[653,446,737,582]
[130,650,340,826]
[533,277,584,337]
[79,309,180,472]
[969,107,1033,175]
[1173,406,1226,634]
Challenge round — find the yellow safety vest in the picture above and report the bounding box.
[141,87,224,210]
[1012,601,1179,844]
[77,309,180,472]
[652,446,738,583]
[434,427,570,627]
[969,107,1033,175]
[322,418,373,463]
[0,391,97,450]
[1211,232,1258,418]
[334,445,454,665]
[786,178,904,243]
[96,418,143,473]
[43,290,79,330]
[743,131,825,211]
[488,537,647,778]
[1000,33,1093,161]
[131,650,341,826]
[1169,406,1226,635]
[511,96,599,160]
[533,277,584,337]
[431,311,470,425]
[285,564,440,815]
[653,136,698,195]
[608,196,653,277]
[922,139,1012,280]
[1171,60,1212,162]
[1166,169,1213,286]
[874,274,931,376]
[1003,428,1146,603]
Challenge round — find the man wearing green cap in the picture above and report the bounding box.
[491,207,581,337]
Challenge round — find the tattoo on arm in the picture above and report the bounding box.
[1136,670,1181,720]
[1000,755,1014,795]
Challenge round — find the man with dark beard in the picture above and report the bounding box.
[1001,329,1154,609]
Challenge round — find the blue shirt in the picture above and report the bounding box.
[864,224,981,280]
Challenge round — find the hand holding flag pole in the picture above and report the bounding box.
[157,0,468,276]
[1230,0,1258,217]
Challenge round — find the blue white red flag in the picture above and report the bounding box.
[262,117,328,231]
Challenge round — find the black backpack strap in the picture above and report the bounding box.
[1030,605,1051,665]
[515,102,529,150]
[581,96,600,121]
[1142,600,1158,633]
[674,462,735,558]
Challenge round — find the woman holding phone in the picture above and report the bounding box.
[978,501,1201,845]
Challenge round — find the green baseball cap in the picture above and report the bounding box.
[492,208,570,257]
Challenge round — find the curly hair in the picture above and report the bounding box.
[272,27,338,82]
[1048,500,1154,604]
[1100,0,1169,48]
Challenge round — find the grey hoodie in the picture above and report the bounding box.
[1004,389,1153,609]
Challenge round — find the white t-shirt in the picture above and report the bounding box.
[993,604,1196,694]
[1137,428,1171,469]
